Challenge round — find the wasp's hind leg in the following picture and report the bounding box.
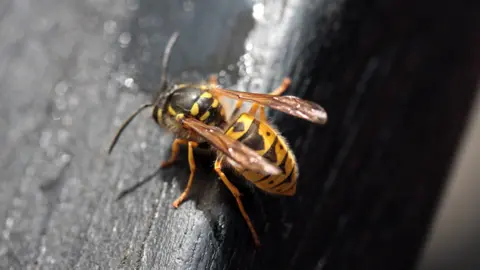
[269,77,291,96]
[253,77,292,121]
[172,141,198,208]
[214,157,261,247]
[208,74,218,86]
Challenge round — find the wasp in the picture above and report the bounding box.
[108,32,328,246]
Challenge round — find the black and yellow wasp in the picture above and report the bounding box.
[108,32,328,246]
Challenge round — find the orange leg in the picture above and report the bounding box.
[269,77,291,96]
[214,158,261,247]
[256,77,292,121]
[248,103,260,116]
[172,141,198,208]
[259,108,267,122]
[208,74,218,85]
[208,74,221,98]
[249,104,267,122]
[161,139,189,168]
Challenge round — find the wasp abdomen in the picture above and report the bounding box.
[225,113,298,196]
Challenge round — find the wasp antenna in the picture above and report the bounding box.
[116,166,162,200]
[108,104,153,154]
[159,31,180,90]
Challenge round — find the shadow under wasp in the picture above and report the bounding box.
[108,32,328,246]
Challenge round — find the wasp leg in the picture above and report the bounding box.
[214,157,261,247]
[172,141,198,208]
[256,77,292,121]
[208,74,217,85]
[269,77,291,96]
[161,139,189,168]
[248,103,261,118]
[208,74,221,98]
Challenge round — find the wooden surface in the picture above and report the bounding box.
[0,0,479,269]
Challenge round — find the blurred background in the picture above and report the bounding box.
[418,91,480,269]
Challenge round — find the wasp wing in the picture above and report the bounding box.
[181,117,281,175]
[209,87,328,124]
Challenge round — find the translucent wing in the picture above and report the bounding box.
[181,118,281,175]
[208,87,328,124]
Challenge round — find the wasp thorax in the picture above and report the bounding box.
[153,85,227,142]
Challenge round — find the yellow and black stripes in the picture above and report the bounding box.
[193,92,225,126]
[225,113,298,196]
[190,92,213,119]
[255,146,297,195]
[156,86,227,128]
[152,105,162,124]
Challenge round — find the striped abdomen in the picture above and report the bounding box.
[224,113,298,196]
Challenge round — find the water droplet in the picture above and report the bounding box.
[54,152,71,167]
[119,32,132,47]
[124,78,134,88]
[127,0,139,10]
[104,20,117,34]
[252,3,265,21]
[54,81,69,96]
[46,256,56,264]
[40,131,52,148]
[104,51,116,64]
[183,1,194,12]
[140,142,147,150]
[5,218,13,228]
